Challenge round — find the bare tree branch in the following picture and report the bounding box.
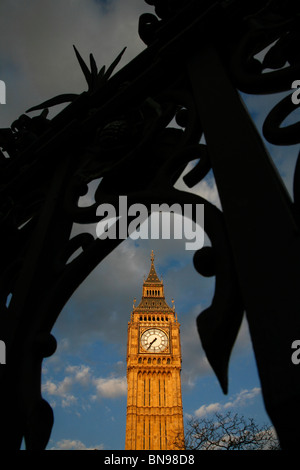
[173,411,280,450]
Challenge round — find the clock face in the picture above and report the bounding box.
[141,328,168,353]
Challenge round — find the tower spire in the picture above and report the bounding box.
[145,250,161,284]
[134,252,173,311]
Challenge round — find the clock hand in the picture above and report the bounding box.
[147,337,157,349]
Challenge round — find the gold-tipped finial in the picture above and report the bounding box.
[151,250,155,263]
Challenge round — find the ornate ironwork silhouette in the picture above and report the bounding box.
[0,0,299,450]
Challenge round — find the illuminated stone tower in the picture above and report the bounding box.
[125,251,184,450]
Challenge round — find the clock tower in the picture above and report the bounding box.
[125,251,184,450]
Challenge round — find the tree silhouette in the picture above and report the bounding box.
[174,411,280,450]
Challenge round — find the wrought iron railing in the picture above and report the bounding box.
[0,0,299,449]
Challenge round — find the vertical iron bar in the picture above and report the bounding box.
[187,45,300,449]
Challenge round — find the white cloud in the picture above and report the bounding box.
[223,387,261,410]
[43,362,127,409]
[92,376,127,399]
[195,402,222,418]
[52,439,104,450]
[65,364,92,386]
[43,376,77,408]
[194,387,261,418]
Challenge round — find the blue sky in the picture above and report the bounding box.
[41,239,269,450]
[0,0,299,450]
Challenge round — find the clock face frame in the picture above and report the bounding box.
[140,328,168,353]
